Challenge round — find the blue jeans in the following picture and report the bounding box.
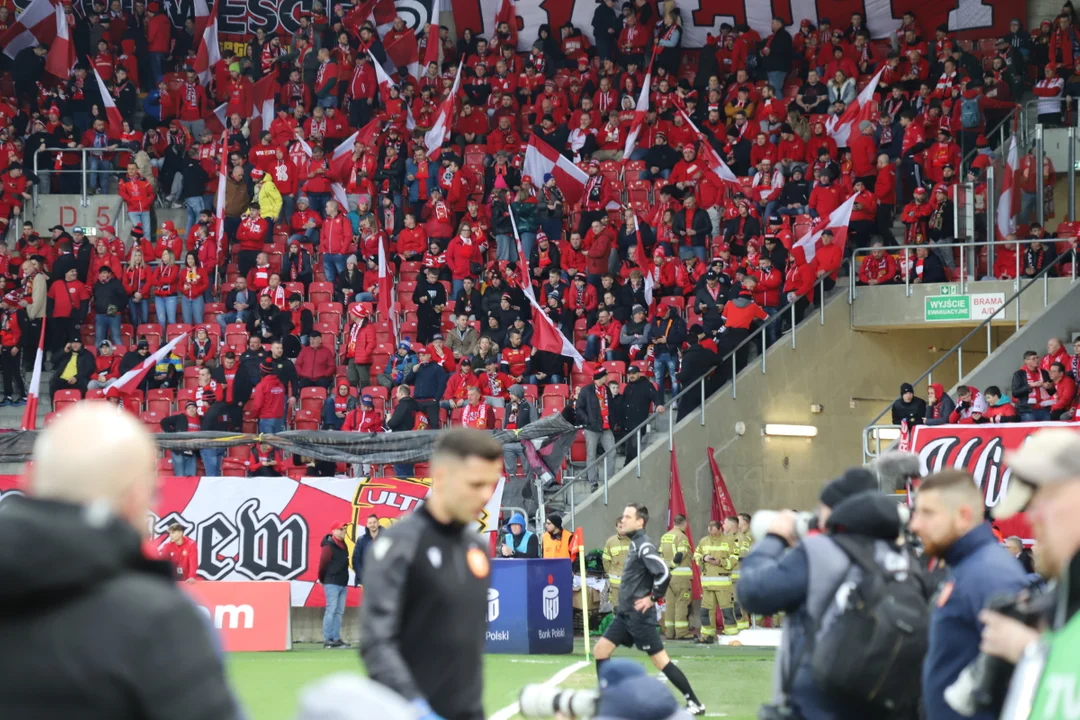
[451,279,465,298]
[154,295,178,325]
[129,298,149,327]
[520,232,536,266]
[317,95,338,109]
[95,314,123,347]
[181,296,205,325]
[323,253,347,284]
[172,452,197,476]
[766,71,787,98]
[585,336,617,362]
[280,195,295,226]
[184,196,204,232]
[355,292,375,302]
[763,306,780,345]
[200,448,223,476]
[763,201,780,221]
[540,218,563,242]
[289,228,319,245]
[640,168,671,180]
[777,205,808,217]
[258,417,285,434]
[680,246,706,263]
[654,352,678,398]
[128,210,153,239]
[322,583,347,642]
[88,157,112,194]
[394,463,415,477]
[217,310,248,333]
[149,52,165,86]
[1020,409,1051,422]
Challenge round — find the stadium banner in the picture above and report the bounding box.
[905,422,1058,542]
[486,558,574,654]
[0,474,504,607]
[183,581,292,651]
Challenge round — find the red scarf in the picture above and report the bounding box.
[462,401,489,428]
[1025,366,1052,406]
[597,387,610,430]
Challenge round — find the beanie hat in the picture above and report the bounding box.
[900,382,915,395]
[820,468,878,509]
[548,513,563,530]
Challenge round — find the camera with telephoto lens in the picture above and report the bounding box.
[518,684,599,718]
[943,590,1053,717]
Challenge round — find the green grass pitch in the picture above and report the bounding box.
[227,641,776,719]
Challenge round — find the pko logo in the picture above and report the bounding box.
[197,603,255,629]
[542,583,559,621]
[487,588,500,622]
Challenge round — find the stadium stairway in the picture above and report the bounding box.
[559,272,1027,545]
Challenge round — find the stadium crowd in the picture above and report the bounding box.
[0,0,1078,477]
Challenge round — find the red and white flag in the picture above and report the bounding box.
[677,108,739,186]
[45,2,73,79]
[632,216,655,306]
[377,234,398,344]
[106,333,189,399]
[507,201,533,292]
[369,51,397,107]
[494,0,518,49]
[92,66,124,132]
[249,74,275,137]
[343,0,396,35]
[996,135,1019,240]
[421,0,442,69]
[523,134,589,206]
[623,66,652,157]
[20,318,46,431]
[0,0,57,60]
[793,192,858,263]
[827,66,885,148]
[384,29,420,81]
[424,61,463,156]
[328,127,362,208]
[194,0,220,86]
[214,131,228,267]
[192,0,211,40]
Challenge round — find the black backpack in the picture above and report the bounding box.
[810,535,930,715]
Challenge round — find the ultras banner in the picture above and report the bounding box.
[903,423,1068,541]
[0,474,504,607]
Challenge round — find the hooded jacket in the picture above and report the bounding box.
[0,496,241,720]
[318,531,350,587]
[925,383,956,425]
[738,492,916,720]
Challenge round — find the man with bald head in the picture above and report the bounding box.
[0,403,242,720]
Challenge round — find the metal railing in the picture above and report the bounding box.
[32,147,133,209]
[850,237,1077,301]
[959,105,1023,177]
[860,250,1078,463]
[551,259,853,529]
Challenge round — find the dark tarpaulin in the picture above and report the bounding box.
[0,414,579,466]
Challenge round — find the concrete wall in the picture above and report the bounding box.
[569,294,1007,546]
[852,278,1076,329]
[31,194,188,239]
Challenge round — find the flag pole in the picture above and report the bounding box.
[578,546,591,661]
[21,318,47,431]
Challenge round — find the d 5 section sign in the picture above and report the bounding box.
[902,423,1079,541]
[0,475,503,607]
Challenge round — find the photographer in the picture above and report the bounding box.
[908,470,1028,720]
[736,470,918,718]
[988,430,1080,717]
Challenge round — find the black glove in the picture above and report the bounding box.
[673,551,684,565]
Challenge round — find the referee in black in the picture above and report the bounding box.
[594,503,706,716]
[360,429,504,720]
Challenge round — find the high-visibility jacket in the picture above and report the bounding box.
[602,534,631,587]
[659,527,694,579]
[731,531,752,580]
[695,534,735,588]
[542,531,572,559]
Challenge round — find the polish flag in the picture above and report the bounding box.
[827,66,885,148]
[494,0,518,49]
[507,200,533,291]
[248,74,276,137]
[384,29,420,81]
[793,192,858,263]
[194,0,221,86]
[623,65,652,158]
[343,0,397,36]
[192,0,211,40]
[677,108,739,185]
[20,319,46,431]
[421,0,442,69]
[996,135,1019,240]
[632,217,655,306]
[214,131,228,267]
[106,333,190,399]
[0,0,57,60]
[424,61,463,156]
[328,125,365,208]
[523,134,589,206]
[377,235,398,344]
[92,66,124,132]
[45,2,73,79]
[369,51,397,107]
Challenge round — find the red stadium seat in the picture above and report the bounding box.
[146,388,174,415]
[299,386,327,414]
[627,179,651,205]
[309,281,334,306]
[294,409,320,431]
[182,366,200,389]
[52,389,82,412]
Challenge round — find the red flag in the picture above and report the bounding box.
[214,131,228,267]
[44,3,73,79]
[106,334,189,398]
[384,30,419,80]
[20,318,46,431]
[421,0,442,69]
[194,0,221,86]
[494,0,518,48]
[677,108,740,187]
[669,451,703,600]
[248,74,276,137]
[826,66,885,147]
[523,134,588,206]
[424,61,463,155]
[632,218,654,307]
[707,447,738,523]
[344,0,395,34]
[377,233,398,344]
[91,66,123,133]
[996,135,1019,240]
[0,0,57,60]
[793,192,858,264]
[623,62,652,157]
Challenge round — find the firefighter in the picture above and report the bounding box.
[659,514,695,640]
[735,512,754,630]
[724,516,750,631]
[602,517,631,608]
[695,520,737,643]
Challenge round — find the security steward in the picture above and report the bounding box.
[695,520,738,642]
[724,515,750,631]
[360,429,503,720]
[542,512,573,558]
[602,517,631,607]
[660,514,696,640]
